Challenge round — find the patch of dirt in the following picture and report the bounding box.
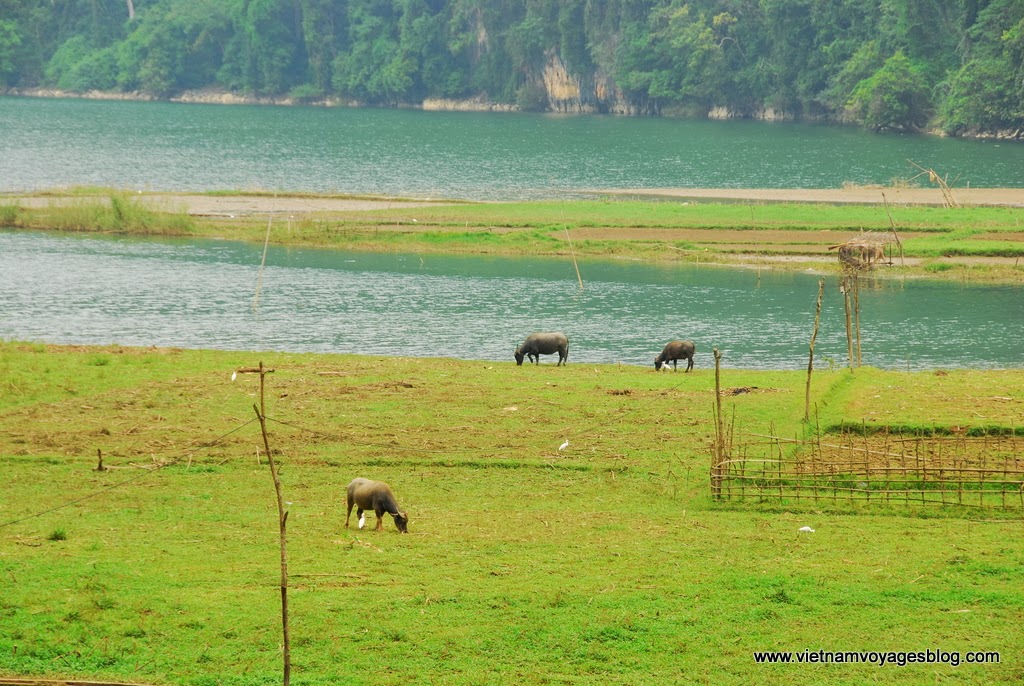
[591,187,1024,207]
[566,227,931,245]
[976,231,1024,242]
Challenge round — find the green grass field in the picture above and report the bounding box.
[1,343,1022,685]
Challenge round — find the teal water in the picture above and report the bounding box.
[2,96,1024,199]
[2,230,1021,370]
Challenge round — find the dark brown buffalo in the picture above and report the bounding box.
[345,478,409,533]
[515,332,569,366]
[655,340,696,372]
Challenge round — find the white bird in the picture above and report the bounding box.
[558,440,569,452]
[358,514,366,530]
[798,526,815,533]
[231,371,237,382]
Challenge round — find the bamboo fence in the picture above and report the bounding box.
[712,429,1024,510]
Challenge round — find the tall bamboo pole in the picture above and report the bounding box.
[842,277,854,372]
[241,362,290,686]
[805,278,825,422]
[853,273,862,368]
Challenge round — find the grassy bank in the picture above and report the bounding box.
[1,342,1022,685]
[3,190,1024,283]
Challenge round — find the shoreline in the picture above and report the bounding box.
[10,186,1024,213]
[5,88,1023,142]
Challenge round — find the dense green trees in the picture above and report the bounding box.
[1,0,1021,136]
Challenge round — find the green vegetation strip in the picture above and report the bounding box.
[1,343,1022,685]
[4,192,1024,284]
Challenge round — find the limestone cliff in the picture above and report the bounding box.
[540,52,654,115]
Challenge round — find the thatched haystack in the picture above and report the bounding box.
[829,232,893,270]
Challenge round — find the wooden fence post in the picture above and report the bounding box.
[842,277,855,372]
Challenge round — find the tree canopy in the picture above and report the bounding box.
[1,0,1022,136]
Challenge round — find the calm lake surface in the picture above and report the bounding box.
[2,230,1021,370]
[3,96,1024,199]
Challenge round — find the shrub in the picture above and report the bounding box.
[288,83,323,103]
[0,204,19,226]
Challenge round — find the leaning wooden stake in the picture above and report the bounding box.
[908,160,960,208]
[239,362,290,686]
[804,278,825,422]
[252,202,275,313]
[563,223,584,291]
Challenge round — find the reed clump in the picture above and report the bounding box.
[38,194,195,235]
[0,203,20,226]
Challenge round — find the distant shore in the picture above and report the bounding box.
[2,86,518,112]
[5,88,1023,142]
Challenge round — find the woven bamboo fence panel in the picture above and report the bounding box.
[711,431,1024,510]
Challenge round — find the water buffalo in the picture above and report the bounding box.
[345,478,409,533]
[515,332,569,366]
[655,340,696,372]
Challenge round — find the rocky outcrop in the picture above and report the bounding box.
[540,52,654,115]
[422,97,515,112]
[708,106,796,121]
[542,54,590,112]
[6,87,159,102]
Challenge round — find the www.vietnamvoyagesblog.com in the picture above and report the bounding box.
[753,649,1001,667]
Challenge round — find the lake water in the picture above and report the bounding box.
[2,230,1021,370]
[3,96,1024,199]
[2,97,1020,369]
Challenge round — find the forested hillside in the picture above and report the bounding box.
[1,0,1022,136]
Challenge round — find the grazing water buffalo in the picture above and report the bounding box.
[655,340,696,372]
[515,332,569,366]
[345,478,409,533]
